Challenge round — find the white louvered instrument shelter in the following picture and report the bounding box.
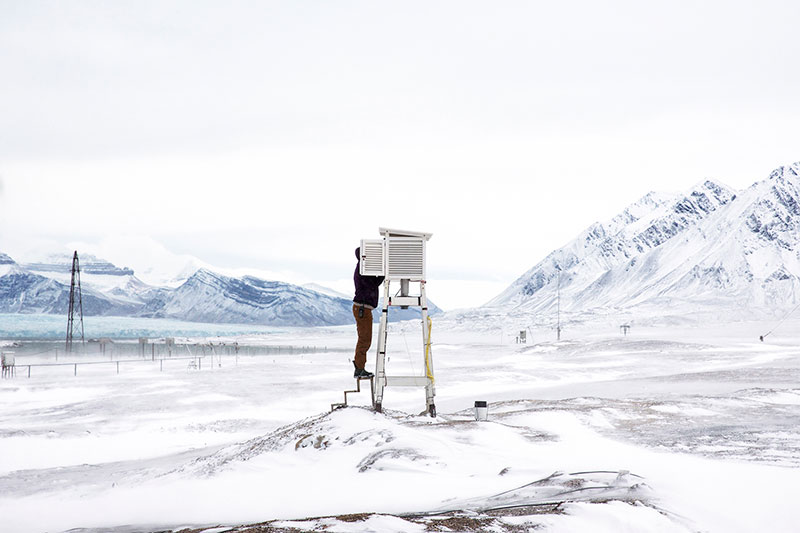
[359,239,385,277]
[387,237,425,279]
[359,228,432,281]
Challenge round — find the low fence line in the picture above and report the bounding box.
[13,356,209,378]
[2,343,349,359]
[2,343,351,379]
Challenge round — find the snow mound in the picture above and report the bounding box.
[173,408,454,478]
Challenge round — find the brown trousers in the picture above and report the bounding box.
[353,304,373,369]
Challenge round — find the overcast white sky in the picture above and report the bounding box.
[1,1,799,309]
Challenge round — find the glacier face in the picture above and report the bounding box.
[489,162,800,316]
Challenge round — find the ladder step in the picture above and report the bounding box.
[384,375,431,387]
[387,296,421,307]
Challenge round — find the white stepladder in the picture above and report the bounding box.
[360,228,436,417]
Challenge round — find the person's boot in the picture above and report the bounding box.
[353,361,374,379]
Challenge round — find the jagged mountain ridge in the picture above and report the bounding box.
[0,265,141,316]
[489,162,800,315]
[21,253,134,276]
[0,254,439,327]
[139,268,354,326]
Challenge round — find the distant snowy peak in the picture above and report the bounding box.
[302,282,350,299]
[0,266,140,315]
[141,268,354,327]
[490,178,737,307]
[605,190,673,234]
[0,261,356,327]
[741,162,800,247]
[150,258,210,288]
[767,161,800,183]
[1,246,443,326]
[0,268,66,314]
[489,162,800,314]
[23,253,134,276]
[590,179,732,262]
[621,179,735,251]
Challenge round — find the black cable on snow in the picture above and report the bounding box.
[760,298,800,340]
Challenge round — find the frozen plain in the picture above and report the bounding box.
[1,315,799,533]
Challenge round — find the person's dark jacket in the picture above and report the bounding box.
[353,247,384,308]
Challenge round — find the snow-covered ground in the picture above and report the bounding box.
[1,316,799,532]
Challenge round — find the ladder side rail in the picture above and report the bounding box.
[420,281,435,413]
[373,280,391,411]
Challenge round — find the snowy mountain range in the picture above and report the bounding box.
[138,268,355,327]
[0,252,440,327]
[489,161,800,318]
[5,161,797,328]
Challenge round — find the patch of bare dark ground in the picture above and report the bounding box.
[412,504,565,532]
[168,504,566,533]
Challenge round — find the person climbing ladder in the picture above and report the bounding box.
[352,246,383,378]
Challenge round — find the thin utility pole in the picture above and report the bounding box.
[556,267,561,341]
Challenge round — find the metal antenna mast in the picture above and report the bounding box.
[66,251,85,352]
[556,266,562,341]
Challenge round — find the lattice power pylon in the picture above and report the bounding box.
[66,251,85,352]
